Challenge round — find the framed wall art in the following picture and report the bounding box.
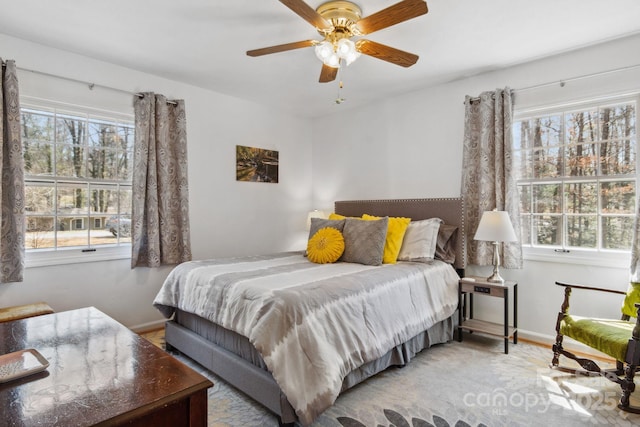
[236,145,279,183]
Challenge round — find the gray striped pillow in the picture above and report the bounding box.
[397,218,443,262]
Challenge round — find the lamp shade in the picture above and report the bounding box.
[306,210,326,230]
[473,210,517,242]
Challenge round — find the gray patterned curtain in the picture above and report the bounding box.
[0,59,25,283]
[461,87,522,269]
[131,92,191,268]
[631,205,640,283]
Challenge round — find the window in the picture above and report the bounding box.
[513,96,637,260]
[21,101,134,262]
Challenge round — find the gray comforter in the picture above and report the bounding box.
[153,252,459,425]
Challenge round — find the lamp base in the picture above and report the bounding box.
[486,272,505,284]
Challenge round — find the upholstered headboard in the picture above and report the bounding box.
[334,198,466,271]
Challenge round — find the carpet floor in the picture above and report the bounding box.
[140,329,640,426]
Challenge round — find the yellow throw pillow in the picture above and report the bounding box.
[307,227,345,264]
[362,214,411,264]
[328,213,346,220]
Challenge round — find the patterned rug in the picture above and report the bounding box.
[140,329,640,426]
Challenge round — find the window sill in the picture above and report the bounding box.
[25,245,131,268]
[523,248,631,269]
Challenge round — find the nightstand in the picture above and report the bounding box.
[457,276,518,354]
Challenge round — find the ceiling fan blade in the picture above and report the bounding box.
[319,64,338,83]
[279,0,333,31]
[356,39,419,67]
[247,40,316,57]
[355,0,428,35]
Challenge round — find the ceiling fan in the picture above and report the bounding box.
[247,0,429,83]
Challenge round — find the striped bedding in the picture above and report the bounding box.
[153,252,459,425]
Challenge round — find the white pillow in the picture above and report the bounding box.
[397,218,443,262]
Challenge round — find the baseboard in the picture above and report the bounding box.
[130,319,166,334]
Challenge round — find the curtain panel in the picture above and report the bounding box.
[131,93,192,268]
[461,87,522,269]
[0,59,25,283]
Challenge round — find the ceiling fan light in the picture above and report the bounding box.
[336,39,356,58]
[324,52,341,68]
[315,41,334,62]
[344,50,360,66]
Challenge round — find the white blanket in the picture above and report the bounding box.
[153,252,459,425]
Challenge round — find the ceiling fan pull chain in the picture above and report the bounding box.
[335,64,346,104]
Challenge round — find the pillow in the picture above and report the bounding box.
[341,217,389,266]
[435,224,458,264]
[362,214,411,264]
[397,218,443,262]
[328,213,346,220]
[308,218,345,239]
[307,227,345,264]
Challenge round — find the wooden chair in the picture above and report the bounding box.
[551,281,640,413]
[0,302,54,323]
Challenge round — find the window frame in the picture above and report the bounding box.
[513,93,639,267]
[21,97,134,268]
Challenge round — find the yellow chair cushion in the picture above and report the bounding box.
[560,314,635,362]
[307,227,345,264]
[362,214,411,264]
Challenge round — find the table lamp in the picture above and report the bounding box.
[473,210,517,283]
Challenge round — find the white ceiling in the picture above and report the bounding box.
[2,0,640,118]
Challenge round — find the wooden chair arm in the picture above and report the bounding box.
[555,281,627,296]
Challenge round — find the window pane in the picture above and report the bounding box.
[88,120,118,148]
[601,181,635,214]
[566,215,597,248]
[533,183,561,213]
[22,110,54,142]
[119,188,132,215]
[566,109,598,145]
[57,215,89,248]
[23,141,54,176]
[56,115,86,145]
[564,182,597,214]
[601,104,636,140]
[118,125,135,152]
[25,184,55,214]
[56,144,86,178]
[600,140,636,175]
[533,215,562,246]
[533,147,561,178]
[57,184,88,215]
[25,216,55,249]
[117,150,134,181]
[88,147,118,180]
[565,143,597,176]
[532,115,562,148]
[90,186,119,215]
[602,216,634,250]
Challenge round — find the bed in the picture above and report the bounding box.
[153,198,466,426]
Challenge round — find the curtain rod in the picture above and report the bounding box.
[2,60,178,105]
[466,63,640,103]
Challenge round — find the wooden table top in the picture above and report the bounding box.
[0,307,212,426]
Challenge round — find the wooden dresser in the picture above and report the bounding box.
[0,307,212,426]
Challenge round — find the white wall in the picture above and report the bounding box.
[0,34,313,330]
[311,34,640,347]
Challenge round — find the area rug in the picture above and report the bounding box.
[141,330,640,426]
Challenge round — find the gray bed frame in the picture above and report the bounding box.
[164,197,466,425]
